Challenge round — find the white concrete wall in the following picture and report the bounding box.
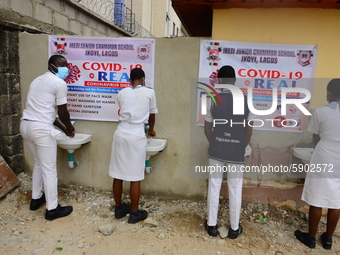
[19,34,206,199]
[164,0,186,37]
[125,0,186,38]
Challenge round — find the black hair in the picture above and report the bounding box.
[48,55,66,66]
[130,68,145,81]
[327,78,340,97]
[217,65,235,78]
[217,65,236,84]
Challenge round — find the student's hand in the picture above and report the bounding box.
[148,130,156,137]
[64,126,75,138]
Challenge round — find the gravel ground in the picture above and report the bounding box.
[1,172,339,255]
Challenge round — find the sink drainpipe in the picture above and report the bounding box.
[145,156,151,173]
[145,123,152,173]
[67,119,79,168]
[67,150,79,168]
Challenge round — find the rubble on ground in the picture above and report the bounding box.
[0,172,337,255]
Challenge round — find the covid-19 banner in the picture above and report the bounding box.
[197,40,317,132]
[49,36,155,121]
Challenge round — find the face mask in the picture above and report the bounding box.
[56,67,69,79]
[52,64,69,79]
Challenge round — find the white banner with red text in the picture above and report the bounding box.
[197,40,317,132]
[49,36,155,121]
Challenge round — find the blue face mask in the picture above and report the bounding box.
[52,64,69,79]
[57,67,69,79]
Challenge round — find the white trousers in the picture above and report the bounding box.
[207,158,243,231]
[20,120,59,210]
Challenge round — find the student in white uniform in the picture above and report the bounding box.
[109,68,157,224]
[204,65,253,239]
[295,79,340,250]
[20,55,75,220]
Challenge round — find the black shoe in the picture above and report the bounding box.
[321,232,332,250]
[294,230,316,249]
[228,225,243,239]
[45,204,73,221]
[128,210,148,224]
[114,203,131,219]
[204,220,219,237]
[29,194,46,211]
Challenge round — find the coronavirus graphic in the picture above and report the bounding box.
[65,63,81,84]
[209,69,219,86]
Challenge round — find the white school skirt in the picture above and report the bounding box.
[301,140,340,209]
[109,122,146,181]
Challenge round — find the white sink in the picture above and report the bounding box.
[56,133,92,152]
[146,138,167,157]
[293,147,314,164]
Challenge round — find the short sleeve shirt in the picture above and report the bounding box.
[118,85,158,124]
[22,71,68,124]
[308,102,340,142]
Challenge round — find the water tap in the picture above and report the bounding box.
[145,123,150,137]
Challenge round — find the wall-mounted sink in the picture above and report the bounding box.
[146,138,167,157]
[145,138,167,173]
[293,147,314,164]
[56,133,92,152]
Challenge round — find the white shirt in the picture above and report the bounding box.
[22,71,68,124]
[118,85,158,124]
[308,103,340,142]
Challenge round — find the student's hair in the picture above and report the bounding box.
[327,78,340,97]
[130,68,145,81]
[48,55,66,66]
[217,65,236,84]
